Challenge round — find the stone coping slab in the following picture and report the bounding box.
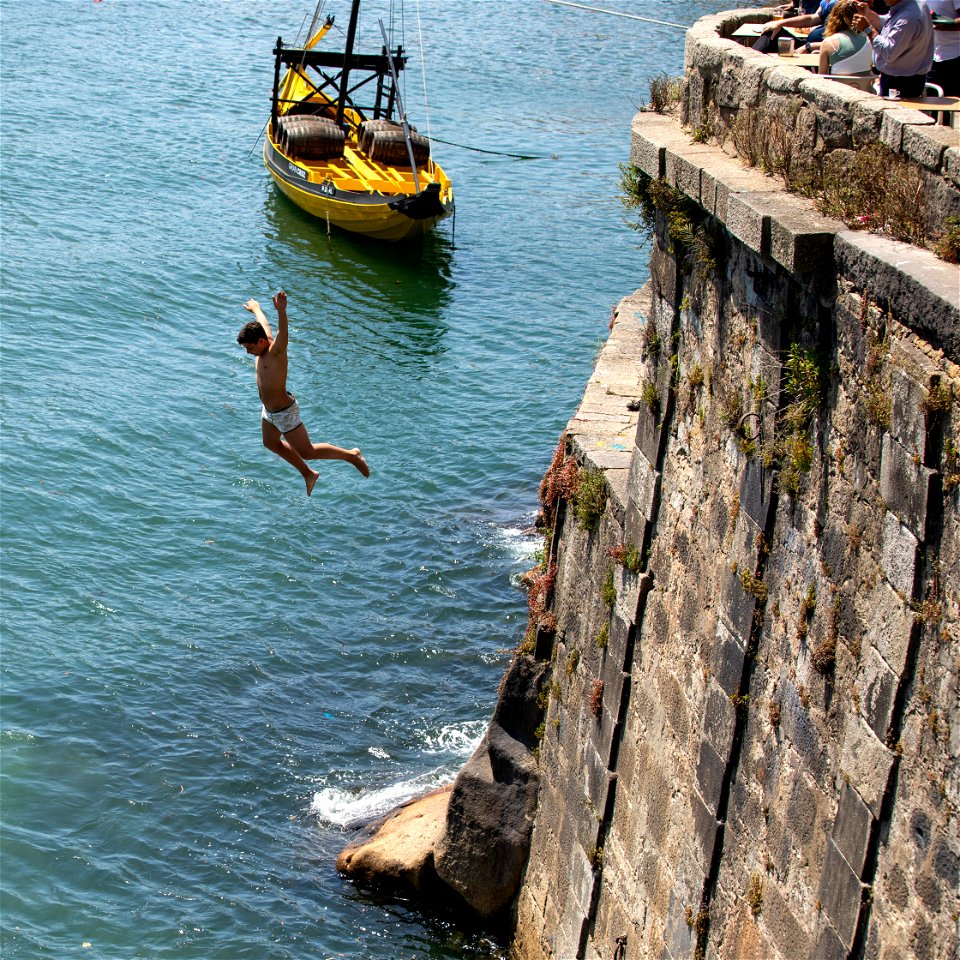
[835,231,960,360]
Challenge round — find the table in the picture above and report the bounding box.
[772,52,821,69]
[732,22,811,40]
[897,96,960,127]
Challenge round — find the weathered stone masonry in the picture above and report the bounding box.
[508,12,959,960]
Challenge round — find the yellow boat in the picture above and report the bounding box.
[263,3,454,242]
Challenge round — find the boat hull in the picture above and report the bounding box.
[263,139,453,242]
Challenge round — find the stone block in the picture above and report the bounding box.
[739,455,774,528]
[607,611,633,672]
[879,107,936,152]
[835,231,960,359]
[725,190,772,255]
[663,888,695,960]
[945,145,960,187]
[720,561,757,641]
[630,113,685,179]
[859,580,915,675]
[701,154,778,221]
[857,645,899,741]
[811,919,848,960]
[798,73,862,115]
[831,782,873,879]
[614,565,643,625]
[767,65,807,95]
[711,617,747,698]
[624,501,649,552]
[818,838,864,949]
[781,681,831,784]
[665,142,717,204]
[851,97,895,145]
[880,434,935,542]
[880,510,919,598]
[902,123,959,172]
[703,676,737,759]
[763,880,813,959]
[695,738,727,813]
[627,448,660,524]
[583,742,613,815]
[600,662,628,721]
[840,713,895,818]
[766,201,842,277]
[690,788,721,868]
[889,365,929,462]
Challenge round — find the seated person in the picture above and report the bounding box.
[853,0,935,98]
[754,0,838,52]
[818,0,875,73]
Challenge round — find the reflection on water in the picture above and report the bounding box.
[261,189,453,366]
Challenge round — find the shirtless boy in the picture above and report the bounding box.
[236,290,369,495]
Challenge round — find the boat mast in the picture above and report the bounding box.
[335,0,362,130]
[377,18,420,193]
[271,38,283,134]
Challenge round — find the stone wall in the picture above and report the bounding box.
[508,105,959,960]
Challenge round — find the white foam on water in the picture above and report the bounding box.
[419,719,486,755]
[311,767,452,827]
[311,720,487,827]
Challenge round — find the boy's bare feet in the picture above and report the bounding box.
[351,449,370,478]
[306,469,320,496]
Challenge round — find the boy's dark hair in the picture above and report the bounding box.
[237,321,267,345]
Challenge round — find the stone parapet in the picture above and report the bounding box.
[680,8,960,243]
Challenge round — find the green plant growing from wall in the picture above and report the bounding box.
[923,382,953,414]
[747,873,764,916]
[739,569,769,603]
[566,648,580,678]
[758,344,822,495]
[595,623,609,650]
[574,467,607,532]
[641,378,660,415]
[944,438,960,491]
[608,542,643,574]
[646,73,684,114]
[864,336,892,428]
[601,567,617,609]
[934,216,960,263]
[642,318,661,359]
[797,583,817,642]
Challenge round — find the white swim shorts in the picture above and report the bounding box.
[261,395,303,434]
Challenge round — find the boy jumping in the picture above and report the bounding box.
[237,290,369,495]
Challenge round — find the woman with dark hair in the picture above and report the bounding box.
[818,0,874,73]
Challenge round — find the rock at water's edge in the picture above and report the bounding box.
[433,654,546,920]
[336,784,452,895]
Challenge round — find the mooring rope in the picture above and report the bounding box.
[543,0,687,30]
[427,136,547,160]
